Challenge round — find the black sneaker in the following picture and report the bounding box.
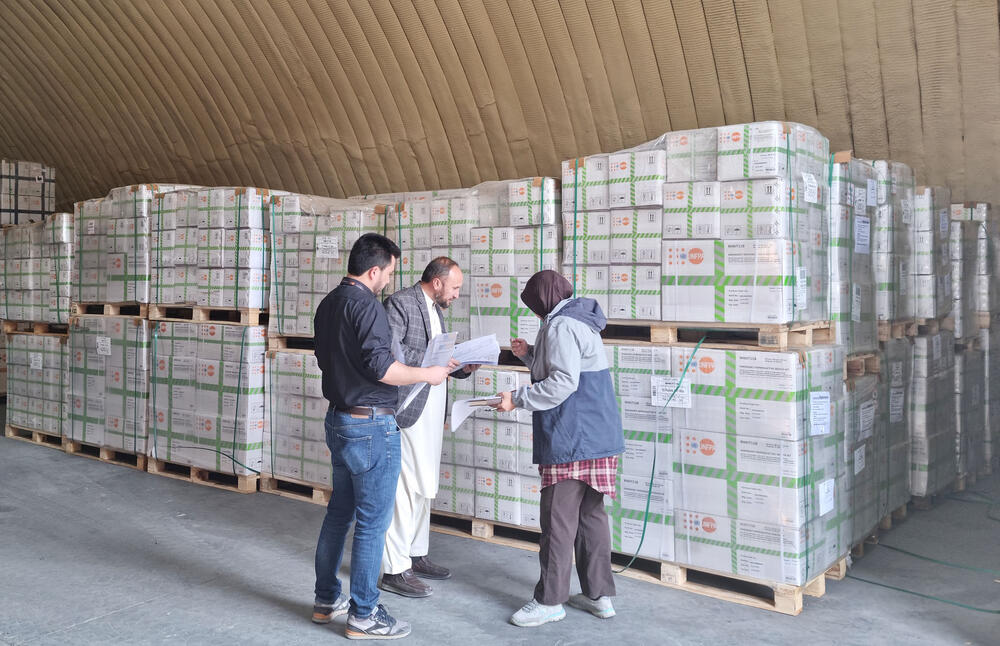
[312,593,350,624]
[345,604,411,640]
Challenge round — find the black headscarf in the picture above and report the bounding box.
[520,270,574,319]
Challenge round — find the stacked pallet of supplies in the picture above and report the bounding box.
[268,194,389,338]
[151,189,200,306]
[949,217,979,341]
[604,343,673,561]
[672,345,848,585]
[467,178,560,345]
[862,161,915,323]
[0,330,6,395]
[1,159,55,225]
[912,187,952,319]
[193,187,277,310]
[5,332,67,436]
[0,212,74,324]
[73,184,195,306]
[978,323,1000,471]
[828,153,877,353]
[433,367,542,530]
[262,350,330,488]
[879,338,913,517]
[65,316,150,454]
[660,122,829,324]
[909,331,958,497]
[149,322,267,476]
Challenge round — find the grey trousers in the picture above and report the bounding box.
[534,478,616,605]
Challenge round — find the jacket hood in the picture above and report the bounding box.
[549,297,607,332]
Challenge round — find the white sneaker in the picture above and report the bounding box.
[568,594,616,619]
[509,599,566,627]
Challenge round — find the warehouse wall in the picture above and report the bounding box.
[1,0,998,209]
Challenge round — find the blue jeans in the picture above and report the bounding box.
[314,410,401,617]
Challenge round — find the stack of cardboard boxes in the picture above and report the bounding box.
[828,154,877,353]
[909,332,958,496]
[263,350,330,487]
[912,187,952,319]
[268,194,387,337]
[870,161,915,322]
[0,212,74,323]
[470,178,560,345]
[66,316,151,453]
[1,159,55,225]
[149,321,267,475]
[5,332,67,435]
[433,367,542,529]
[151,189,200,306]
[74,184,195,305]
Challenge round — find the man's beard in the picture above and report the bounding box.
[434,293,451,309]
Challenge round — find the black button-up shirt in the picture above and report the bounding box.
[314,277,398,409]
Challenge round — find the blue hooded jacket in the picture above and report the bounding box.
[513,297,624,465]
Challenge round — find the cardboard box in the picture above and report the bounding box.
[562,211,611,265]
[610,209,662,264]
[662,181,721,238]
[608,149,667,209]
[506,177,559,227]
[661,239,813,324]
[609,265,661,320]
[475,469,521,525]
[561,155,609,212]
[470,276,539,345]
[470,227,515,276]
[561,265,609,313]
[665,128,718,182]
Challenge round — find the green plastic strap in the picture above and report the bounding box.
[614,336,705,575]
[572,159,579,292]
[846,574,1000,614]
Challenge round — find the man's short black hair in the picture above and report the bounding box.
[421,256,459,283]
[348,233,401,276]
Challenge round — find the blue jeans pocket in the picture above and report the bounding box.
[336,433,373,475]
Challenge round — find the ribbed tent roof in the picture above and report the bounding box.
[1,0,998,210]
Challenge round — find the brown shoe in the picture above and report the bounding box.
[379,570,432,598]
[411,555,451,580]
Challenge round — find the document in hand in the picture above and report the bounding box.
[450,396,503,430]
[452,334,501,367]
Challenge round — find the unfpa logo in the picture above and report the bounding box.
[699,357,715,374]
[687,248,704,264]
[701,517,717,533]
[700,438,715,456]
[729,131,741,144]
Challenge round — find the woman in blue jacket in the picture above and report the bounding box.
[494,270,625,627]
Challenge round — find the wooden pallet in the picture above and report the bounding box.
[602,319,834,349]
[824,558,849,581]
[877,318,917,342]
[2,320,70,335]
[850,502,910,559]
[430,512,836,616]
[3,424,63,449]
[260,475,332,505]
[268,335,315,351]
[845,352,880,379]
[976,311,996,330]
[148,304,266,326]
[63,440,147,471]
[914,316,954,336]
[146,458,258,493]
[72,302,148,317]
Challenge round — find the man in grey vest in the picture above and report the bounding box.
[380,257,478,598]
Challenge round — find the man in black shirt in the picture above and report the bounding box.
[312,233,452,641]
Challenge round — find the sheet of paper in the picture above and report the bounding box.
[449,397,502,430]
[452,334,501,367]
[399,332,459,411]
[421,332,458,368]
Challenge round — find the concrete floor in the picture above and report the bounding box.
[1,435,998,646]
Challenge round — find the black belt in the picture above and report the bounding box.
[333,405,395,418]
